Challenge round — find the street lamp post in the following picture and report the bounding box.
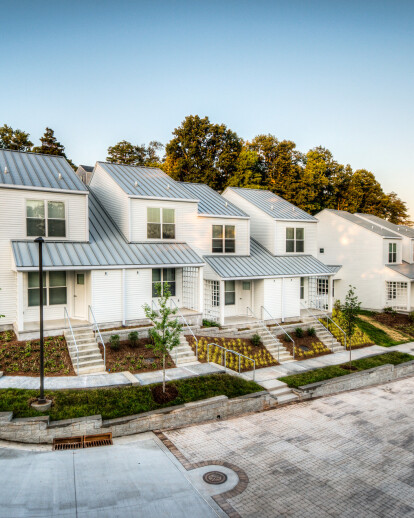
[34,236,46,404]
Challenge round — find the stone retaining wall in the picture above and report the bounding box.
[0,391,272,444]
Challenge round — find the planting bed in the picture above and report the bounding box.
[323,309,374,349]
[374,312,414,339]
[0,331,74,376]
[281,332,331,360]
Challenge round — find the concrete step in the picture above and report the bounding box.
[76,358,105,368]
[78,365,106,375]
[70,351,102,361]
[269,386,293,397]
[276,393,299,404]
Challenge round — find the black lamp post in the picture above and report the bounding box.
[34,236,46,404]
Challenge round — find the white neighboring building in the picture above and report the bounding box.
[316,209,414,312]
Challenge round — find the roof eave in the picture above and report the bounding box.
[0,183,89,195]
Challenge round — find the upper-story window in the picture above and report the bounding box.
[26,200,66,238]
[212,225,235,253]
[388,243,397,263]
[286,228,304,253]
[147,208,175,239]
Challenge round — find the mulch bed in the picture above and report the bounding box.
[0,331,75,376]
[281,332,332,361]
[99,339,175,374]
[374,313,414,337]
[151,383,178,403]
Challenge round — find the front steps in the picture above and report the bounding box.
[173,333,199,366]
[64,326,106,375]
[311,321,345,353]
[260,378,299,404]
[247,322,294,363]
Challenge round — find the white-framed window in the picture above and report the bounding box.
[224,280,235,305]
[286,228,304,253]
[26,200,66,238]
[147,208,175,239]
[152,268,176,297]
[300,277,305,299]
[386,281,407,301]
[317,278,328,295]
[212,225,235,253]
[388,243,397,263]
[28,271,67,307]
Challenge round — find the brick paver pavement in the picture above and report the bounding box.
[164,377,414,517]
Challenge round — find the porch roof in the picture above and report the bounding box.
[203,238,333,279]
[387,261,414,280]
[11,191,204,270]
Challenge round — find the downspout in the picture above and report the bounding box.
[122,269,126,326]
[281,277,285,323]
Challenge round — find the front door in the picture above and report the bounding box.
[238,280,252,315]
[74,272,86,318]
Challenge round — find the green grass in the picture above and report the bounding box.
[0,374,262,421]
[355,317,407,347]
[279,351,414,389]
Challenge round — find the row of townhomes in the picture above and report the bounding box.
[0,150,412,360]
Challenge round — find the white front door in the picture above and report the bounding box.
[74,272,86,318]
[237,280,252,315]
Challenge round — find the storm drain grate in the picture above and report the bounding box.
[53,433,113,451]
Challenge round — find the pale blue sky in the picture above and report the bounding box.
[1,0,413,216]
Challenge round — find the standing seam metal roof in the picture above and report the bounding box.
[387,262,414,279]
[11,189,204,269]
[0,150,87,191]
[325,210,402,238]
[226,187,317,221]
[178,182,248,218]
[356,213,414,239]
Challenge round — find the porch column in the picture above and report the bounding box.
[122,269,126,326]
[219,280,225,326]
[198,268,204,314]
[328,275,334,313]
[16,271,24,333]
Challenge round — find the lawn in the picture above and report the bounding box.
[0,374,262,421]
[279,351,414,389]
[355,317,405,347]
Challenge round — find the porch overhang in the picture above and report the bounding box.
[387,262,414,280]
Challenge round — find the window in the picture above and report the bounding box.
[388,243,397,263]
[26,200,66,237]
[319,248,324,254]
[242,281,251,290]
[152,268,176,297]
[286,228,304,253]
[224,281,235,305]
[387,281,407,301]
[212,225,235,253]
[147,208,175,239]
[28,271,67,307]
[317,278,328,295]
[300,277,305,299]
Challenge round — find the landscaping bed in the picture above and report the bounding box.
[0,374,262,420]
[0,331,74,376]
[100,338,175,374]
[279,351,414,388]
[373,312,414,339]
[187,336,278,371]
[281,330,331,360]
[322,308,374,349]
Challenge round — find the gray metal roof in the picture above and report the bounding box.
[387,262,414,280]
[204,239,333,279]
[96,162,197,200]
[326,265,342,274]
[12,190,204,270]
[225,187,317,221]
[179,182,248,218]
[0,150,87,192]
[356,213,414,239]
[324,210,402,238]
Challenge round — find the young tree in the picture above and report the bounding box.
[0,124,33,151]
[340,285,361,368]
[143,283,182,393]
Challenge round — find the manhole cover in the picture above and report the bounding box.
[203,471,228,485]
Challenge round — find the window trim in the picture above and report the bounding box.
[147,207,176,240]
[27,271,67,308]
[224,280,236,305]
[152,268,176,297]
[286,227,305,253]
[26,198,67,239]
[212,224,236,254]
[317,278,329,296]
[388,242,397,264]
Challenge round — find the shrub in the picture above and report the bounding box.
[128,331,139,347]
[295,327,304,338]
[383,306,396,315]
[283,334,293,342]
[409,311,414,323]
[251,334,262,347]
[307,327,316,337]
[202,319,219,328]
[109,334,120,351]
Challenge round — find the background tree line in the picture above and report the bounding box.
[1,117,410,224]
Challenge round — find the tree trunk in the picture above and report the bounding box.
[162,354,166,393]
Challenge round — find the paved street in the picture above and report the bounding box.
[165,377,414,517]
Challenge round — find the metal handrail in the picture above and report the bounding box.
[247,306,282,363]
[64,307,79,375]
[261,306,295,361]
[207,342,256,381]
[169,299,199,361]
[88,305,106,369]
[300,302,347,350]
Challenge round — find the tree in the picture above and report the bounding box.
[32,127,76,170]
[340,285,361,368]
[143,283,182,393]
[107,140,163,167]
[0,124,33,151]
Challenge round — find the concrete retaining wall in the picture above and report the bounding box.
[0,391,272,444]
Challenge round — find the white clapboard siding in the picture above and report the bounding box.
[91,270,123,324]
[274,221,318,256]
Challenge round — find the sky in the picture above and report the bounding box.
[1,0,413,217]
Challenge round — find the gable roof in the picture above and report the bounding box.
[225,187,317,221]
[356,213,414,239]
[179,182,248,218]
[204,238,332,279]
[0,150,87,192]
[387,261,414,280]
[323,210,402,238]
[96,162,198,201]
[11,189,204,270]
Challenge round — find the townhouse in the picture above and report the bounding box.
[316,209,414,312]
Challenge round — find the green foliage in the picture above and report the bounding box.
[109,334,120,351]
[32,127,76,170]
[355,317,405,347]
[383,306,397,315]
[107,140,163,167]
[202,319,219,328]
[295,327,304,338]
[251,333,262,347]
[0,124,33,151]
[409,312,414,324]
[307,327,316,337]
[340,286,361,340]
[128,331,139,347]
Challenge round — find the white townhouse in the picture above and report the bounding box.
[316,209,414,312]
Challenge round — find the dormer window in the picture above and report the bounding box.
[212,225,235,253]
[388,243,397,263]
[286,228,304,253]
[26,200,66,237]
[147,208,175,239]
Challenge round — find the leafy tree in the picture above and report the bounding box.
[340,285,361,367]
[0,124,33,151]
[143,283,182,393]
[32,127,76,170]
[225,147,263,188]
[107,140,163,167]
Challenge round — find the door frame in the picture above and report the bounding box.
[73,271,87,319]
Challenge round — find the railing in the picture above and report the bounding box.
[300,302,347,350]
[64,307,79,375]
[246,307,283,363]
[88,305,106,369]
[207,342,256,381]
[169,299,200,361]
[261,306,295,361]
